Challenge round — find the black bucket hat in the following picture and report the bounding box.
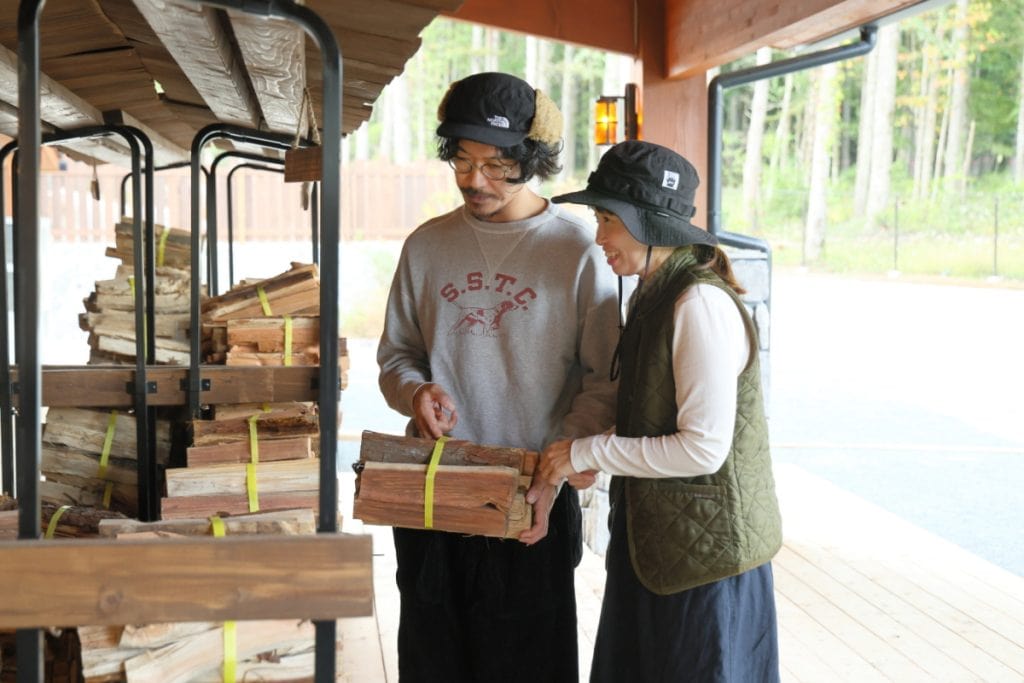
[552,140,717,247]
[436,72,562,148]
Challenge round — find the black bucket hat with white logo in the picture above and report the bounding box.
[553,140,717,248]
[437,72,562,148]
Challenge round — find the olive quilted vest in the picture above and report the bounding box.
[610,247,782,595]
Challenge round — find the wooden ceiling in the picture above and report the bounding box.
[0,0,462,165]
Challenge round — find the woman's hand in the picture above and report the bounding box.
[537,438,577,486]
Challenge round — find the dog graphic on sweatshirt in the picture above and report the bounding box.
[449,300,518,336]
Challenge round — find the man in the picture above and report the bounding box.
[377,72,619,682]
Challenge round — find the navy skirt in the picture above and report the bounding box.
[590,500,780,683]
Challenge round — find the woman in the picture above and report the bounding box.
[538,140,783,682]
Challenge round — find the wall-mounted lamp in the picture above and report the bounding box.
[594,83,640,145]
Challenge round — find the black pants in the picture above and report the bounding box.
[393,485,582,683]
[590,500,780,683]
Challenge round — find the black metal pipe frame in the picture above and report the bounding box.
[0,140,19,499]
[226,161,283,288]
[707,25,878,263]
[211,150,286,289]
[184,3,342,678]
[207,138,295,297]
[16,1,47,678]
[219,153,321,285]
[119,160,209,219]
[1,125,161,523]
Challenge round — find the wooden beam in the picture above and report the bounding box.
[444,0,636,55]
[9,365,324,408]
[0,42,102,131]
[0,533,372,628]
[103,109,188,165]
[666,0,923,78]
[131,0,260,128]
[228,10,306,136]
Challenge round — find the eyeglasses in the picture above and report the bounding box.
[448,157,517,180]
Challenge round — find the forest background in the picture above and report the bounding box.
[342,0,1023,307]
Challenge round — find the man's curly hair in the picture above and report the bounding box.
[437,136,563,184]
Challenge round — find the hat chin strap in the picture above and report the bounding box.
[609,245,654,382]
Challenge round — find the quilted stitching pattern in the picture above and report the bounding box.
[614,252,782,595]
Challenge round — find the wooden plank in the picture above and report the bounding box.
[165,459,320,498]
[12,365,322,408]
[665,0,923,78]
[131,0,259,128]
[103,109,188,165]
[187,436,313,466]
[0,533,372,628]
[228,10,306,135]
[98,508,316,538]
[0,42,102,130]
[159,490,320,519]
[775,544,947,680]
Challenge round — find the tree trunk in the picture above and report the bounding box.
[559,45,577,182]
[484,29,499,72]
[525,36,539,87]
[854,40,878,217]
[804,63,839,264]
[742,47,772,233]
[470,25,484,73]
[943,0,970,192]
[1014,44,1024,183]
[865,24,899,227]
[914,46,938,200]
[931,80,951,202]
[766,72,794,203]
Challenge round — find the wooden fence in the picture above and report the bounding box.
[25,159,458,244]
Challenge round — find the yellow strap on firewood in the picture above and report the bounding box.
[157,227,170,268]
[246,415,261,513]
[246,414,261,465]
[257,285,272,316]
[97,411,118,510]
[209,516,237,683]
[423,436,450,529]
[44,505,71,539]
[283,315,293,367]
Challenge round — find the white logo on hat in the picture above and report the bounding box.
[487,115,510,129]
[662,170,680,190]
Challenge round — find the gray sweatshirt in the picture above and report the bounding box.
[377,202,619,451]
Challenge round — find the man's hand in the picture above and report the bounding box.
[519,478,557,545]
[411,383,458,439]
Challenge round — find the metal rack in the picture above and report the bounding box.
[9,0,347,680]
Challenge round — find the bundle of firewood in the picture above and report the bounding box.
[82,220,199,365]
[161,402,321,520]
[40,407,172,517]
[353,430,535,538]
[74,509,338,682]
[199,262,348,387]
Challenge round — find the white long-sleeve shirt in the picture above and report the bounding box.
[570,283,750,478]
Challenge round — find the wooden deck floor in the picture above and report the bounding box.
[338,464,1024,682]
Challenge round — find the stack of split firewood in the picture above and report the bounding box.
[353,430,535,538]
[161,402,321,520]
[81,219,197,365]
[72,509,339,682]
[39,407,172,518]
[200,262,348,387]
